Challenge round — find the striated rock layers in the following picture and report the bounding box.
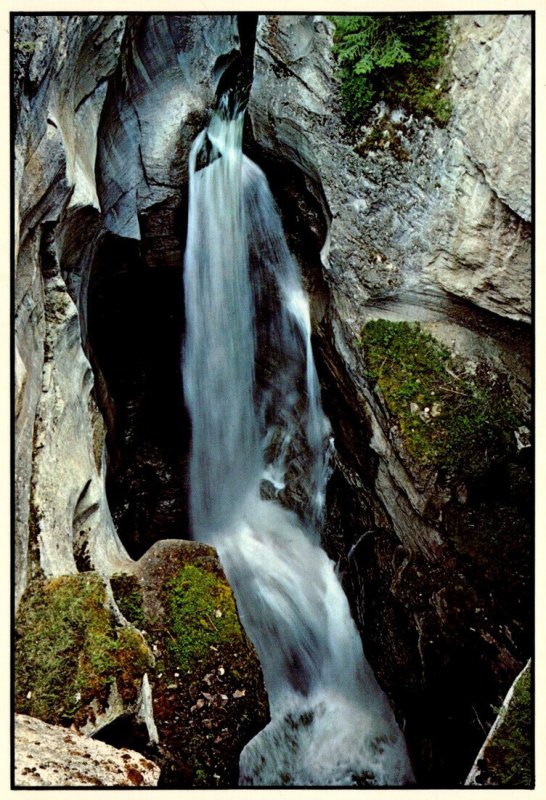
[14,10,531,788]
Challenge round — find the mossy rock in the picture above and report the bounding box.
[110,573,146,629]
[358,319,523,481]
[469,661,532,787]
[15,573,153,729]
[130,539,269,788]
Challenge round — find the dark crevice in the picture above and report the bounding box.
[86,202,190,559]
[214,14,258,111]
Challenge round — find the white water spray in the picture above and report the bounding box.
[183,103,414,787]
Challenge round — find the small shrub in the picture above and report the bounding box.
[330,15,452,127]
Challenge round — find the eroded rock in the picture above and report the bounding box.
[14,714,160,787]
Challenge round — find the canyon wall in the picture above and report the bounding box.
[13,12,532,787]
[247,14,531,784]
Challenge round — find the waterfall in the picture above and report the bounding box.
[183,101,414,787]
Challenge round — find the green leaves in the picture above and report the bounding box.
[330,14,452,127]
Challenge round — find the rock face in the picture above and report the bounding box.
[14,714,161,787]
[14,15,131,607]
[249,14,531,325]
[14,13,268,788]
[248,12,531,786]
[96,14,241,241]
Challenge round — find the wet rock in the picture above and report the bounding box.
[249,14,531,784]
[97,15,241,239]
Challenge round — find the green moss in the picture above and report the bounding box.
[14,40,37,54]
[359,319,520,479]
[330,15,452,128]
[110,573,146,629]
[479,664,532,787]
[166,564,246,673]
[15,574,153,726]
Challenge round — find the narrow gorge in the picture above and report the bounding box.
[13,13,532,789]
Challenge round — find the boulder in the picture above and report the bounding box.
[14,714,160,787]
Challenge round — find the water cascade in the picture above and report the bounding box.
[183,99,415,787]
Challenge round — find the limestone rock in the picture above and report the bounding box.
[450,15,531,221]
[14,14,130,607]
[14,714,160,787]
[249,14,531,325]
[97,15,241,239]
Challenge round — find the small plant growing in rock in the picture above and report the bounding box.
[330,15,452,128]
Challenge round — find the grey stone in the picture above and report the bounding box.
[14,714,160,787]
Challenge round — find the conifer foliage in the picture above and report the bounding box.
[331,15,452,126]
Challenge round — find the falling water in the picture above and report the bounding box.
[183,100,414,787]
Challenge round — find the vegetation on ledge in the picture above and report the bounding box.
[15,574,153,728]
[475,662,532,787]
[330,15,452,128]
[358,319,521,480]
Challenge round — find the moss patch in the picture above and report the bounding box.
[166,564,246,673]
[110,573,146,629]
[134,542,269,788]
[15,573,153,727]
[359,319,521,480]
[475,663,532,787]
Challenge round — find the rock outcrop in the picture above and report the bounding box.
[248,14,531,326]
[123,540,269,787]
[14,544,268,787]
[15,714,161,787]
